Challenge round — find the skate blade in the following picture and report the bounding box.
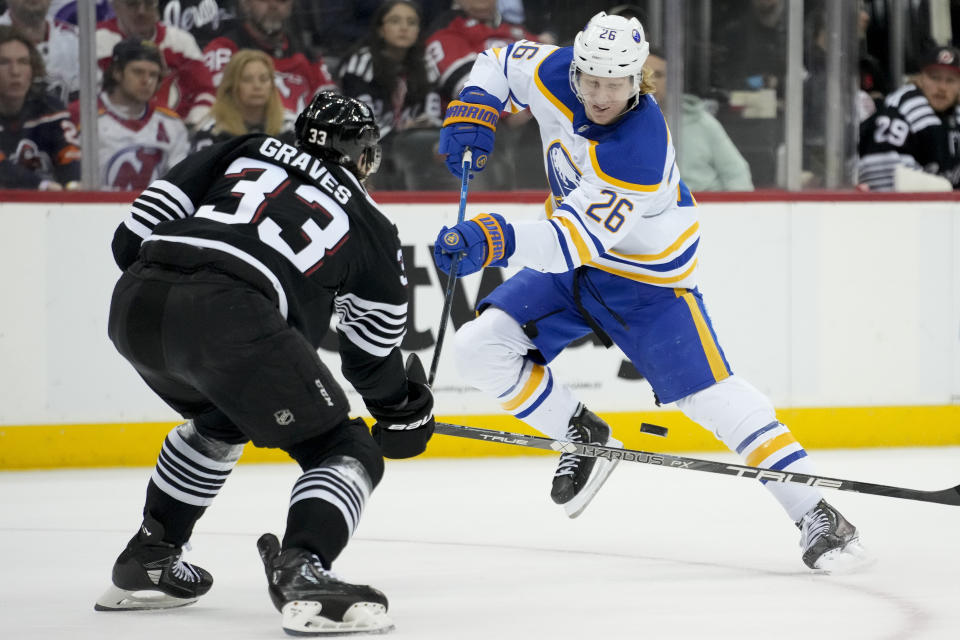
[94,584,198,611]
[281,600,395,636]
[564,437,623,519]
[812,538,876,575]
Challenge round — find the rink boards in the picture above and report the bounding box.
[1,193,958,468]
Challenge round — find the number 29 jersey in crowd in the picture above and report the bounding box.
[858,83,960,190]
[111,134,409,404]
[465,41,700,290]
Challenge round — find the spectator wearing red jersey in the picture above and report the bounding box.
[95,38,189,191]
[426,0,549,189]
[425,0,537,105]
[0,25,80,190]
[96,0,216,128]
[202,0,336,115]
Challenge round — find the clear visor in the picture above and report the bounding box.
[359,145,382,179]
[573,70,638,104]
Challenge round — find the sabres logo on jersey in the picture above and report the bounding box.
[546,141,581,205]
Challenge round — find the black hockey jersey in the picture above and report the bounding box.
[0,93,80,189]
[858,84,960,190]
[112,134,409,404]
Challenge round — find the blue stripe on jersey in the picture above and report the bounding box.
[601,238,699,272]
[549,219,575,270]
[735,421,781,454]
[514,368,554,419]
[508,89,528,109]
[503,42,514,78]
[557,204,605,255]
[668,161,675,183]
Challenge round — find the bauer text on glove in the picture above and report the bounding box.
[369,354,435,458]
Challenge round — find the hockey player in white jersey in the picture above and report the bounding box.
[433,11,869,572]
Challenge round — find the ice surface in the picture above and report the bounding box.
[2,447,958,639]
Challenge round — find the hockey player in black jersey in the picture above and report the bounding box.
[95,92,434,636]
[859,45,960,191]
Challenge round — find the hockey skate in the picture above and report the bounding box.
[797,500,871,573]
[550,405,623,518]
[257,533,394,636]
[94,514,213,611]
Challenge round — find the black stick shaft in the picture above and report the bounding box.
[434,422,960,507]
[427,149,472,387]
[428,255,461,386]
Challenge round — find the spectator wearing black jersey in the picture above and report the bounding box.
[191,48,295,151]
[0,25,79,189]
[339,1,439,140]
[337,0,440,189]
[859,45,960,191]
[158,0,238,48]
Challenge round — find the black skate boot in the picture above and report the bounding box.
[550,405,623,518]
[797,500,870,573]
[257,533,394,635]
[94,514,213,611]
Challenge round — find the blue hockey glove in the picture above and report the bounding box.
[433,212,515,276]
[438,86,503,179]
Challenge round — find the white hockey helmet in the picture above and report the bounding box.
[570,11,650,108]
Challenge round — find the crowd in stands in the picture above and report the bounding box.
[0,0,958,192]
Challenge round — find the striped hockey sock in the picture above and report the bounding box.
[732,421,822,521]
[150,425,240,506]
[283,456,374,567]
[145,422,243,544]
[497,359,580,441]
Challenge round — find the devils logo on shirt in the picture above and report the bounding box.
[106,146,166,191]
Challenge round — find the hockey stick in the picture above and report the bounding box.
[434,422,960,507]
[428,148,473,386]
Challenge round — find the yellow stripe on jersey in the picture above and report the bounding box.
[534,54,573,123]
[591,258,698,284]
[555,216,593,264]
[588,140,662,192]
[501,364,545,411]
[675,288,730,383]
[745,432,799,467]
[608,222,699,262]
[544,194,556,217]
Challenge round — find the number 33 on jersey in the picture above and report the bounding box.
[111,134,409,356]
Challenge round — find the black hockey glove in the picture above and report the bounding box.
[369,354,435,459]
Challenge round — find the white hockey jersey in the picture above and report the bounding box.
[0,13,79,104]
[466,42,700,289]
[96,94,190,192]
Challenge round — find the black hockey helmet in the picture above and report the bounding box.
[295,91,382,180]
